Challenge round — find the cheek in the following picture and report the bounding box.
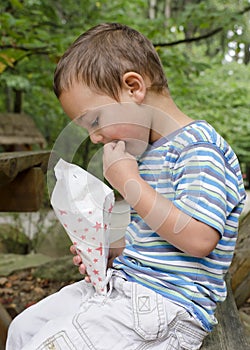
[101,124,130,140]
[100,124,150,157]
[109,125,150,156]
[105,125,149,140]
[101,126,121,139]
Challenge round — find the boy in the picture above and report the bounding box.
[6,23,245,350]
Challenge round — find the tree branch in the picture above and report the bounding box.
[239,5,250,15]
[153,5,250,48]
[0,45,51,53]
[153,27,223,47]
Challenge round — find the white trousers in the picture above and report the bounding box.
[6,272,207,350]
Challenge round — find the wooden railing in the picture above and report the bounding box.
[0,150,50,212]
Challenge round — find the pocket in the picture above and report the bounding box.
[175,322,205,350]
[36,331,77,350]
[131,283,168,341]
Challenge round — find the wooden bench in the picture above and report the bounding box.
[201,276,249,349]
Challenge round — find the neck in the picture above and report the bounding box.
[144,91,193,143]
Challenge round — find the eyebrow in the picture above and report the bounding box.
[76,110,89,121]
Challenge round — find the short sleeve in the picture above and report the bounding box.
[172,143,228,236]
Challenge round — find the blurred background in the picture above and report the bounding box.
[0,0,249,347]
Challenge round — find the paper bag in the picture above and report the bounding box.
[51,159,114,294]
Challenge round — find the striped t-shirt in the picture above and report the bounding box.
[113,120,246,332]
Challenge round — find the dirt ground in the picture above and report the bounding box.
[0,268,74,319]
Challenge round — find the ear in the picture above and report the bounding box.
[122,72,147,104]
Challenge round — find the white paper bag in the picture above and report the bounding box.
[51,159,115,294]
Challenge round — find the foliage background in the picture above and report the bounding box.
[0,0,249,177]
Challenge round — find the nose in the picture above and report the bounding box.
[89,132,104,144]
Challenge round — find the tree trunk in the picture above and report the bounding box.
[244,43,250,65]
[149,0,157,20]
[14,89,22,113]
[164,0,171,26]
[5,86,12,112]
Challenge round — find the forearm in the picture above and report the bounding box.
[123,177,219,257]
[108,236,125,268]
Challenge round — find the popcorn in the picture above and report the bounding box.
[51,159,114,294]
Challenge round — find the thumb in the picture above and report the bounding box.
[113,140,126,153]
[103,141,117,152]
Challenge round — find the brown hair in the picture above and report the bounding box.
[54,23,168,100]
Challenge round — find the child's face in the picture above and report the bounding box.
[59,82,152,155]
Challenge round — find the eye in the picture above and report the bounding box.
[75,114,86,127]
[91,116,99,128]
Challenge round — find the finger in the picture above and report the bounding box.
[73,255,82,266]
[104,141,117,151]
[115,140,126,152]
[84,275,91,283]
[70,245,77,255]
[78,263,88,278]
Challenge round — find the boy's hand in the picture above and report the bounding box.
[103,141,140,196]
[70,245,91,282]
[70,237,125,279]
